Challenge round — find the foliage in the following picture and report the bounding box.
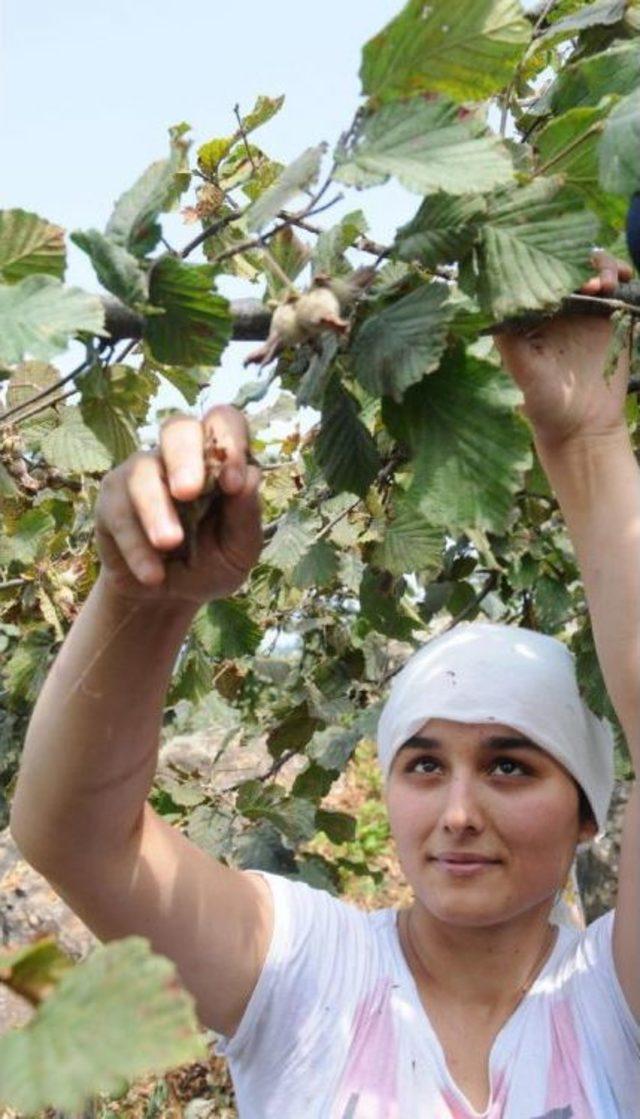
[1,1,639,1111]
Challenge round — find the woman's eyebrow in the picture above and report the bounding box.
[398,734,542,753]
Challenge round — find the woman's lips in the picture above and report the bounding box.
[431,856,501,877]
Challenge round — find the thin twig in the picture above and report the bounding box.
[0,357,91,428]
[314,497,361,543]
[180,209,244,259]
[234,102,258,173]
[500,0,558,135]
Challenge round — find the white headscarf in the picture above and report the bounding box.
[377,621,616,927]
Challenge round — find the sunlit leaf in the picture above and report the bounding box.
[361,0,530,103]
[351,281,455,400]
[144,256,232,366]
[334,99,515,196]
[475,177,600,318]
[245,144,327,231]
[395,193,486,270]
[0,209,65,283]
[40,406,112,473]
[71,228,148,307]
[0,938,205,1114]
[0,276,104,364]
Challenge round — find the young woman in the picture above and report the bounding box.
[10,254,639,1118]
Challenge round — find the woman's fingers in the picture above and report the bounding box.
[582,250,633,295]
[160,405,251,501]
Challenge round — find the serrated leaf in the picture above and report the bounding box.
[80,396,138,465]
[315,382,380,496]
[0,209,65,283]
[315,808,357,844]
[241,94,285,135]
[0,508,56,566]
[291,538,339,589]
[361,0,530,104]
[40,406,112,473]
[384,351,532,533]
[5,360,60,411]
[395,193,486,269]
[0,276,105,364]
[144,256,232,366]
[313,210,368,275]
[373,493,444,575]
[334,99,515,196]
[536,105,610,201]
[351,282,455,400]
[2,633,52,701]
[245,144,327,232]
[598,91,640,195]
[105,130,190,256]
[307,725,361,770]
[476,177,600,318]
[538,0,627,44]
[262,508,320,572]
[0,937,205,1114]
[235,780,317,845]
[358,566,416,640]
[71,228,148,307]
[193,599,262,658]
[543,42,640,116]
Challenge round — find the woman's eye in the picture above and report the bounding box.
[407,757,438,774]
[493,757,526,776]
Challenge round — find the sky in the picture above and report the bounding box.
[1,0,427,423]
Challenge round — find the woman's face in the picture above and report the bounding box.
[384,718,597,927]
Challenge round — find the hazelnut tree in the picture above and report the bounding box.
[1,0,640,1110]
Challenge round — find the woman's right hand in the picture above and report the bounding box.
[94,404,262,606]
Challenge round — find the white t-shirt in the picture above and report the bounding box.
[215,870,640,1118]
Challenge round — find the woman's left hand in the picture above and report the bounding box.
[493,251,634,451]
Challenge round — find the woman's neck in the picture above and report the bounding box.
[399,901,558,1013]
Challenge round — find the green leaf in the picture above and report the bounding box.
[315,382,381,496]
[358,566,416,640]
[5,360,60,411]
[315,808,357,844]
[0,508,56,567]
[307,725,361,770]
[241,94,285,135]
[538,0,627,44]
[395,193,486,270]
[361,0,530,103]
[144,256,232,366]
[334,99,515,196]
[245,144,327,231]
[197,136,235,175]
[351,282,455,400]
[291,539,339,589]
[0,938,205,1114]
[235,781,317,845]
[536,105,609,197]
[71,228,148,307]
[262,508,320,572]
[2,633,52,701]
[267,703,320,758]
[105,130,190,257]
[598,92,640,195]
[372,493,444,576]
[80,397,139,465]
[193,599,262,658]
[313,210,368,275]
[384,351,532,533]
[0,276,105,364]
[543,42,640,116]
[40,406,112,474]
[0,209,65,283]
[476,177,600,318]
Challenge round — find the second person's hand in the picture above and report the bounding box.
[94,404,262,606]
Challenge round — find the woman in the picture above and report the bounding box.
[10,254,639,1118]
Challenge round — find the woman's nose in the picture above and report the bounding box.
[440,777,484,831]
